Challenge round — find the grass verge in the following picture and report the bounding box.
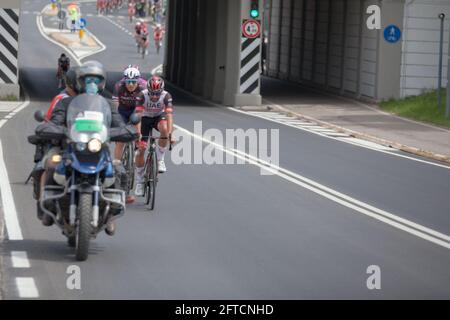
[379,89,450,128]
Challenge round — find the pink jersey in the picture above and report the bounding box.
[112,78,146,109]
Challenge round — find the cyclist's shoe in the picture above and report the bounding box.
[105,221,116,236]
[158,160,166,173]
[135,183,144,197]
[126,195,136,204]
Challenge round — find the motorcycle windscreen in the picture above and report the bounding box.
[66,94,112,144]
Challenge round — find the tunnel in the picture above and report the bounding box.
[163,0,450,106]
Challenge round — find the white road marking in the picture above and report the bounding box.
[230,108,450,169]
[36,10,81,66]
[151,64,163,75]
[0,140,23,241]
[15,278,39,298]
[11,251,30,268]
[36,4,106,64]
[174,124,450,250]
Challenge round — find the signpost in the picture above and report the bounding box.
[446,26,450,118]
[438,14,445,108]
[242,19,261,39]
[383,24,401,44]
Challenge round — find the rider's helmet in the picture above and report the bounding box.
[123,65,140,77]
[147,75,164,95]
[76,60,106,94]
[65,67,79,93]
[123,66,141,80]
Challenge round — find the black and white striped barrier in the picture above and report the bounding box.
[240,36,261,94]
[0,8,19,86]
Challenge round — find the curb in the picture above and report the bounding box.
[240,104,450,164]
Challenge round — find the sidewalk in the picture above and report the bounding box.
[257,77,450,163]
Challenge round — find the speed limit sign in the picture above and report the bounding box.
[242,19,261,39]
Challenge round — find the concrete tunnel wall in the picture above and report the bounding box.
[163,0,263,106]
[265,0,450,101]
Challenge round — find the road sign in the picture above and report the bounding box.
[79,18,87,29]
[384,25,401,44]
[242,19,261,39]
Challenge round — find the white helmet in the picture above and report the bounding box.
[123,67,140,80]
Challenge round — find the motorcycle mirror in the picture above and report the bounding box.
[34,110,45,122]
[129,113,141,125]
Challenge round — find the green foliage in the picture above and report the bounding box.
[379,89,450,128]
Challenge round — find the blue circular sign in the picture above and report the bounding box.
[79,18,87,29]
[384,25,401,44]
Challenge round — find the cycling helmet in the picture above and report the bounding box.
[76,60,106,94]
[148,75,164,93]
[123,67,141,80]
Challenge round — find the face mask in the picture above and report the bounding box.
[85,82,99,95]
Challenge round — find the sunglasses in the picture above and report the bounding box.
[125,79,138,85]
[85,76,102,85]
[150,91,161,96]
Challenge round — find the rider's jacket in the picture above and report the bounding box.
[112,78,146,109]
[140,89,173,118]
[45,90,70,121]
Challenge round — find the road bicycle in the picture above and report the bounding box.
[141,134,172,210]
[121,139,136,197]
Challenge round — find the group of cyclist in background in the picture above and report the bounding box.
[97,0,165,22]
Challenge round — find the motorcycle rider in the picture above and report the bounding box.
[46,67,79,121]
[36,61,138,235]
[27,67,80,227]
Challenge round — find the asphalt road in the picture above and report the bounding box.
[0,0,449,299]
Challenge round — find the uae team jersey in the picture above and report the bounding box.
[141,89,173,118]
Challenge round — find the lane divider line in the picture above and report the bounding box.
[0,140,23,240]
[11,251,30,268]
[174,124,450,250]
[229,107,450,170]
[15,277,39,298]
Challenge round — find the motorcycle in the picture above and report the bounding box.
[34,94,139,261]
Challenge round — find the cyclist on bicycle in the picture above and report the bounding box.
[153,23,164,52]
[57,53,70,88]
[134,75,173,197]
[112,66,146,203]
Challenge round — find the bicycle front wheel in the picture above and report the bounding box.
[145,150,157,210]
